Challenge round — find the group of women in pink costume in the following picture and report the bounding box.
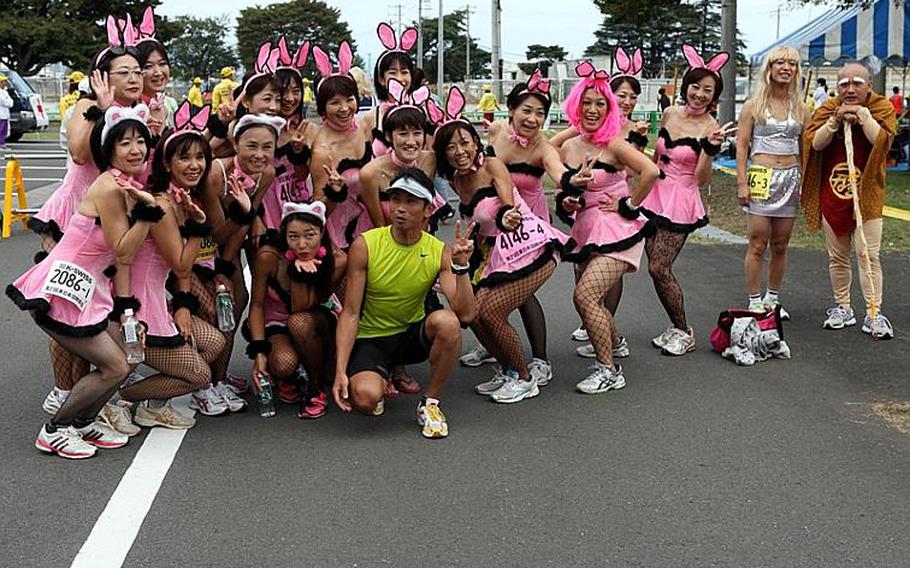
[6,6,739,458]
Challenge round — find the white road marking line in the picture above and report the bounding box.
[70,397,194,568]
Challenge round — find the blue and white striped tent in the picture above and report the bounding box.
[750,0,908,67]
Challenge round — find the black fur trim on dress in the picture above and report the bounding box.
[324,183,349,204]
[82,105,103,121]
[336,143,373,174]
[506,162,545,177]
[180,219,212,239]
[640,207,709,233]
[458,186,497,218]
[658,128,701,155]
[7,284,111,337]
[475,246,559,288]
[130,202,165,223]
[225,201,256,225]
[245,339,272,359]
[171,290,200,314]
[562,221,656,264]
[626,130,648,147]
[146,333,186,348]
[28,217,64,243]
[33,250,49,265]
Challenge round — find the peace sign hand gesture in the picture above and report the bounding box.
[451,220,476,266]
[323,164,345,191]
[569,154,597,188]
[707,121,737,146]
[91,70,115,111]
[290,120,309,153]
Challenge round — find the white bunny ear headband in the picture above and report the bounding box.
[241,41,282,96]
[385,78,431,118]
[281,201,326,225]
[312,41,354,92]
[232,113,287,139]
[101,104,151,145]
[375,22,418,68]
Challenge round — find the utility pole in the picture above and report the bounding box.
[438,0,444,96]
[465,5,475,87]
[491,0,502,100]
[417,0,424,67]
[388,3,405,35]
[774,5,781,39]
[719,0,737,124]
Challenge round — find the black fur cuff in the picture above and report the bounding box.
[245,339,272,359]
[180,219,212,239]
[214,257,237,278]
[287,145,312,165]
[626,130,648,147]
[207,114,229,139]
[226,201,256,225]
[324,183,349,204]
[83,106,103,121]
[555,191,582,227]
[699,137,722,156]
[171,291,200,314]
[560,168,587,193]
[618,197,641,220]
[495,204,515,233]
[109,296,141,321]
[130,202,165,223]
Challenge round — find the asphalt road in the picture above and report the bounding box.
[1,219,908,567]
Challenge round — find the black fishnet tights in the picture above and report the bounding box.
[186,265,248,384]
[120,317,225,402]
[267,333,299,382]
[472,261,555,380]
[518,295,548,361]
[573,256,628,367]
[288,310,334,394]
[645,228,689,330]
[49,338,89,390]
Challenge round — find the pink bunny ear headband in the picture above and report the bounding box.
[241,41,282,96]
[385,78,431,118]
[613,47,643,78]
[517,68,551,100]
[233,113,287,139]
[163,101,212,153]
[425,85,468,127]
[134,6,157,45]
[375,22,418,67]
[312,41,354,91]
[281,201,326,225]
[574,60,611,82]
[94,14,140,67]
[681,43,730,75]
[276,36,311,74]
[101,104,151,145]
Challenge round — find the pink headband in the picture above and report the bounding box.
[613,47,643,78]
[94,14,139,68]
[682,43,730,75]
[517,68,551,100]
[426,85,469,127]
[133,7,157,45]
[376,22,418,68]
[276,36,310,75]
[241,42,281,97]
[312,41,354,92]
[385,78,431,118]
[163,101,211,153]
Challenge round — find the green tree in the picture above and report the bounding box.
[416,9,490,83]
[166,15,237,81]
[236,0,359,80]
[0,0,170,75]
[526,44,568,61]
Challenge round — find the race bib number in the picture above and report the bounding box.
[196,235,217,263]
[41,260,96,312]
[747,165,772,200]
[498,213,548,264]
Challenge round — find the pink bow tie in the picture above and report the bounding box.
[509,128,530,148]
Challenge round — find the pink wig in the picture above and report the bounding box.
[562,62,625,146]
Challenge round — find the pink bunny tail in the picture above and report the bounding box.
[337,41,353,74]
[682,44,706,69]
[400,27,418,51]
[312,46,333,77]
[377,22,397,50]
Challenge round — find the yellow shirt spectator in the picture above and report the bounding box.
[476,91,500,112]
[212,78,238,110]
[188,84,203,108]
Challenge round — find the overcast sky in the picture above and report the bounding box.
[158,0,826,66]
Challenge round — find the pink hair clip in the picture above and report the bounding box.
[426,85,468,126]
[681,43,730,74]
[386,78,431,117]
[241,41,281,96]
[312,41,354,91]
[614,47,643,78]
[276,36,311,74]
[163,101,211,152]
[376,22,418,66]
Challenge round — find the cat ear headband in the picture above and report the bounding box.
[241,42,281,97]
[276,36,311,75]
[376,22,418,67]
[613,47,643,78]
[233,113,287,138]
[281,201,326,225]
[101,104,150,145]
[312,41,354,91]
[163,101,211,152]
[425,85,468,126]
[386,78,431,117]
[681,43,730,74]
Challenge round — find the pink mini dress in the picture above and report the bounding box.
[30,157,100,242]
[326,143,373,250]
[260,146,313,231]
[507,163,550,223]
[638,128,708,233]
[131,238,182,346]
[564,164,652,271]
[460,187,568,287]
[7,212,114,336]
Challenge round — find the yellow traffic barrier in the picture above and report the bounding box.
[3,157,31,239]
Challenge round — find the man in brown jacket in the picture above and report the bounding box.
[802,61,896,339]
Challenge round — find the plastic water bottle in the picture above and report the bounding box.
[121,309,145,364]
[215,284,235,332]
[257,374,276,418]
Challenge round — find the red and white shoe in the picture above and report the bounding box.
[76,420,129,449]
[222,373,249,395]
[35,424,97,459]
[190,387,230,416]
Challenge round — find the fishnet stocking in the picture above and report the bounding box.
[49,338,90,390]
[645,228,689,330]
[472,261,555,380]
[573,256,628,366]
[267,333,299,381]
[288,310,334,394]
[518,294,548,361]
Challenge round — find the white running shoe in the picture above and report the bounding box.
[862,313,894,340]
[416,401,449,438]
[576,363,626,395]
[529,359,553,387]
[459,345,496,367]
[98,400,141,437]
[661,327,696,356]
[576,343,596,358]
[42,389,68,415]
[214,382,248,412]
[35,424,96,459]
[222,373,249,395]
[190,386,230,416]
[134,401,197,429]
[490,376,539,404]
[577,337,630,359]
[822,305,856,330]
[474,367,509,395]
[651,326,675,349]
[76,420,130,449]
[571,326,589,342]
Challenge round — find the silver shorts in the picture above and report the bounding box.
[744,164,801,218]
